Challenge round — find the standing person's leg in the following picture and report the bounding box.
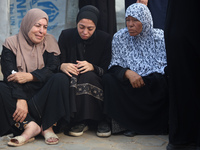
[165,0,200,149]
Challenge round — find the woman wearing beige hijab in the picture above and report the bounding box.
[0,8,70,146]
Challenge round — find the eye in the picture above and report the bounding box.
[34,23,41,27]
[79,25,85,29]
[44,25,48,29]
[88,27,94,31]
[126,18,130,22]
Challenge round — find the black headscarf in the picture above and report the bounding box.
[76,5,99,26]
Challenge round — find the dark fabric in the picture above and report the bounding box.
[125,0,168,30]
[103,66,169,135]
[1,46,59,100]
[28,73,70,130]
[76,5,99,26]
[79,0,117,36]
[70,71,104,122]
[58,28,111,123]
[164,0,200,146]
[0,47,70,136]
[58,28,112,75]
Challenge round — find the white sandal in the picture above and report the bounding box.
[7,136,35,147]
[44,132,59,145]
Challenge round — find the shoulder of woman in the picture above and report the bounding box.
[96,30,110,36]
[152,28,164,41]
[45,34,57,43]
[113,28,129,41]
[60,28,76,37]
[95,30,112,40]
[3,35,18,50]
[45,34,60,55]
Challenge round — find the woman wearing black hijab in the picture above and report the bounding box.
[58,5,112,137]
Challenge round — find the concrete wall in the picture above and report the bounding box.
[0,0,10,53]
[0,0,125,54]
[116,0,125,31]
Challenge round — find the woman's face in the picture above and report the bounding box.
[77,19,96,40]
[28,18,48,44]
[126,16,143,36]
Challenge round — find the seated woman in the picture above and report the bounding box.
[58,5,112,137]
[0,8,70,146]
[103,3,168,136]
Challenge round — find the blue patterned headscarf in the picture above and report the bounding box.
[109,3,167,76]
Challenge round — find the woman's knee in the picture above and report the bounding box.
[80,71,99,82]
[51,73,70,83]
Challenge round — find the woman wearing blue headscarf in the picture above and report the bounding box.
[103,3,168,136]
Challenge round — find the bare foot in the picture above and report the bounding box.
[12,121,41,144]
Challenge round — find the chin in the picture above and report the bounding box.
[129,32,138,36]
[35,38,44,44]
[82,37,89,40]
[33,40,42,44]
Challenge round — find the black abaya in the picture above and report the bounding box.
[164,0,200,147]
[58,28,112,123]
[0,47,70,136]
[103,66,169,134]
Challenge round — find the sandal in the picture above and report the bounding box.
[7,136,35,147]
[44,132,59,145]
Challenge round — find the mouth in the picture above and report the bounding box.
[128,30,135,33]
[81,35,88,39]
[35,35,43,40]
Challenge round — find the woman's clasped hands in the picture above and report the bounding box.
[60,60,94,77]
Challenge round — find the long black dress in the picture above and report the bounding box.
[0,46,70,136]
[103,66,169,134]
[58,28,112,123]
[164,0,200,147]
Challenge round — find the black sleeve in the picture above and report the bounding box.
[93,34,112,76]
[108,65,128,82]
[93,65,104,76]
[31,51,60,82]
[1,46,28,100]
[1,46,60,100]
[58,30,68,64]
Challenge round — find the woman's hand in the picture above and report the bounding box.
[13,99,28,123]
[60,63,79,77]
[136,0,148,6]
[76,60,94,74]
[125,70,145,88]
[7,72,34,84]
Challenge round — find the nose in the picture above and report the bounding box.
[127,20,134,28]
[83,28,88,35]
[39,26,44,33]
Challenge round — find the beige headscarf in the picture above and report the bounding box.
[3,8,60,73]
